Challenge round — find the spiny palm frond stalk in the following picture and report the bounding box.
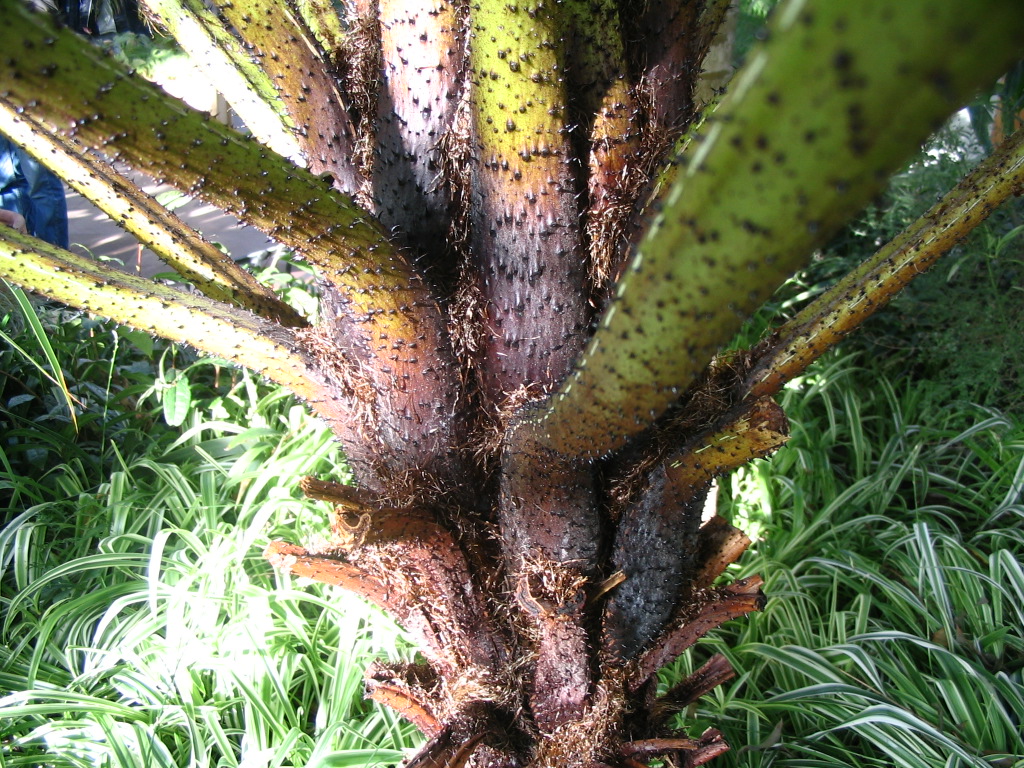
[2,0,1023,765]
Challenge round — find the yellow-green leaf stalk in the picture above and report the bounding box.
[205,0,362,191]
[0,101,306,327]
[142,0,302,162]
[3,5,464,492]
[0,231,352,436]
[746,126,1024,399]
[528,0,1024,460]
[468,0,588,402]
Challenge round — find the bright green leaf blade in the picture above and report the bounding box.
[162,374,193,428]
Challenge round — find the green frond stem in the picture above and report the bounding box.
[524,0,1024,461]
[0,231,362,445]
[468,0,588,402]
[0,101,307,327]
[2,7,398,311]
[664,397,789,494]
[142,0,302,162]
[746,126,1024,400]
[4,6,466,493]
[372,0,463,251]
[202,0,361,191]
[291,0,349,70]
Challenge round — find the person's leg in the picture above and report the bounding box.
[0,136,29,219]
[18,146,69,248]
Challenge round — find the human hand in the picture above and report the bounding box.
[0,209,28,235]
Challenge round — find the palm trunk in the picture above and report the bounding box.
[1,0,1023,765]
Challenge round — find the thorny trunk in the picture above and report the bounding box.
[2,0,1024,765]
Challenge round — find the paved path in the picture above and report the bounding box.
[65,169,277,279]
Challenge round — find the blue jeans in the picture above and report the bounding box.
[0,134,69,249]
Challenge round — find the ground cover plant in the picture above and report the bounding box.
[2,281,420,768]
[3,291,1022,767]
[697,357,1024,767]
[2,0,1024,763]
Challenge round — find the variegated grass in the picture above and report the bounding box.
[1,298,420,768]
[3,276,1021,766]
[681,354,1024,768]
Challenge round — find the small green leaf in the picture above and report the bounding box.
[117,327,155,357]
[162,372,192,427]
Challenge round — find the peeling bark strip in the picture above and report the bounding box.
[468,0,588,403]
[366,661,444,737]
[300,476,380,513]
[266,515,501,677]
[680,730,731,768]
[691,516,751,591]
[656,653,735,715]
[632,577,765,689]
[264,540,394,607]
[327,501,504,673]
